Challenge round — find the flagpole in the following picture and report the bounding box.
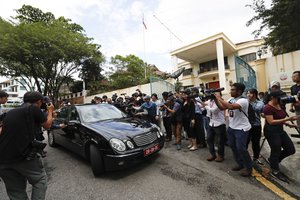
[143,14,147,79]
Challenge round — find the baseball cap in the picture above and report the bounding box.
[270,81,281,89]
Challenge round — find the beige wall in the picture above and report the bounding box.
[265,50,300,89]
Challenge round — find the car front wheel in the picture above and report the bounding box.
[89,144,105,176]
[48,130,58,147]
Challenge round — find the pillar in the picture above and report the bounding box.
[216,39,227,92]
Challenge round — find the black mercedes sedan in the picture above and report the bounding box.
[48,103,164,176]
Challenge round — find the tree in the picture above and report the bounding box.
[0,5,105,104]
[108,54,148,89]
[247,0,300,55]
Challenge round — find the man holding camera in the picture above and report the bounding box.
[0,91,54,200]
[291,71,300,128]
[214,83,253,177]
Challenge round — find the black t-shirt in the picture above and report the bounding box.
[291,84,300,111]
[0,104,47,163]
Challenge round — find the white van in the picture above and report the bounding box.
[4,97,23,107]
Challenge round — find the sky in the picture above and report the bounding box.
[0,0,271,74]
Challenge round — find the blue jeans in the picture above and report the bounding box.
[227,127,252,169]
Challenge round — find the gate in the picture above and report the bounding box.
[234,56,257,91]
[150,77,175,99]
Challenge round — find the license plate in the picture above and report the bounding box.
[144,144,160,156]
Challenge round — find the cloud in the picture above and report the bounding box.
[0,0,271,73]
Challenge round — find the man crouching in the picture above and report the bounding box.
[0,91,54,200]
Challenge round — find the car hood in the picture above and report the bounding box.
[84,118,156,139]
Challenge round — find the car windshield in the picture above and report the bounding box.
[76,104,126,123]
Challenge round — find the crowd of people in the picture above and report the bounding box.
[0,71,299,199]
[90,71,300,179]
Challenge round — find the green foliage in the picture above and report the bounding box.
[107,54,167,90]
[0,5,105,105]
[247,0,300,55]
[108,54,148,89]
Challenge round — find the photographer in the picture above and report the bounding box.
[202,92,226,162]
[161,92,172,141]
[161,96,183,150]
[214,83,253,177]
[263,90,299,181]
[0,91,54,200]
[182,90,197,151]
[0,90,8,115]
[291,71,300,128]
[246,89,264,163]
[134,95,158,125]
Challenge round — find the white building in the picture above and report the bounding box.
[0,77,34,98]
[170,32,299,93]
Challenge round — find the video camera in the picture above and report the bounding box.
[25,139,47,160]
[280,91,300,104]
[202,87,225,101]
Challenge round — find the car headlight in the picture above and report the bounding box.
[110,138,126,152]
[156,131,161,138]
[126,140,134,149]
[159,130,163,136]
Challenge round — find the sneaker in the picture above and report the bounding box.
[240,168,252,177]
[189,146,198,151]
[271,171,289,183]
[215,155,224,162]
[231,165,243,171]
[176,144,181,150]
[207,155,216,161]
[187,144,193,149]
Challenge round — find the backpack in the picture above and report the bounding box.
[239,100,256,126]
[229,97,256,126]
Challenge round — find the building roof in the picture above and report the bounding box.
[170,32,264,64]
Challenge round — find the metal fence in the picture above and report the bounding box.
[235,56,257,91]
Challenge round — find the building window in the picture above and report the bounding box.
[240,53,256,63]
[182,68,193,76]
[199,57,229,73]
[20,86,26,90]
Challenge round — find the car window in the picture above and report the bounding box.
[76,104,126,123]
[70,107,80,121]
[57,107,68,119]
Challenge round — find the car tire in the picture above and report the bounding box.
[48,130,58,147]
[89,144,105,176]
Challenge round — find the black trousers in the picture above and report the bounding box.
[194,114,206,145]
[207,124,226,157]
[163,117,172,140]
[183,117,195,138]
[247,125,262,159]
[264,124,295,170]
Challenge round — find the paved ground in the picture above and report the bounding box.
[0,136,294,200]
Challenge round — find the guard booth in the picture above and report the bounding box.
[150,77,175,98]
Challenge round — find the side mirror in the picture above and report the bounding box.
[67,120,80,131]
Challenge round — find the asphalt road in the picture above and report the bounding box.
[1,139,281,200]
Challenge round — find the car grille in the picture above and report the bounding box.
[133,131,157,147]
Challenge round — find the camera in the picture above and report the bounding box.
[41,96,52,110]
[202,87,225,101]
[25,140,47,160]
[280,91,300,104]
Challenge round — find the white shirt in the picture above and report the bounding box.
[205,100,225,127]
[227,97,251,131]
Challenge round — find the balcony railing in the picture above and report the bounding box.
[199,65,230,74]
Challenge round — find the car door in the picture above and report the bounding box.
[67,106,85,155]
[52,106,69,145]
